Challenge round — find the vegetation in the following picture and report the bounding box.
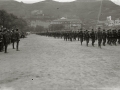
[0,0,119,27]
[0,9,28,31]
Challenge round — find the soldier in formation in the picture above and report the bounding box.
[39,27,120,48]
[0,27,21,53]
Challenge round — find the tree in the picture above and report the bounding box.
[0,10,8,27]
[0,9,28,31]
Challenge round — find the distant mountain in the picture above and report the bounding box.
[0,0,120,26]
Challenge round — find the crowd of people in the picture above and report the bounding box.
[39,27,120,48]
[0,27,22,53]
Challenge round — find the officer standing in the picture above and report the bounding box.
[15,29,20,51]
[90,29,96,46]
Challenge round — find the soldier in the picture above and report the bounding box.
[111,30,114,45]
[3,29,9,53]
[107,30,110,45]
[95,31,97,40]
[0,30,3,52]
[73,31,77,41]
[78,29,84,45]
[97,27,103,48]
[118,29,120,44]
[90,29,96,46]
[83,31,86,41]
[85,30,90,46]
[66,32,69,41]
[63,32,66,41]
[109,29,113,45]
[107,29,112,45]
[11,29,16,49]
[102,29,107,46]
[15,29,20,51]
[113,29,117,45]
[77,30,80,41]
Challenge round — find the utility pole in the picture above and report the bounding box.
[96,0,103,29]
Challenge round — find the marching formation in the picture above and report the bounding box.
[0,27,21,53]
[39,27,120,48]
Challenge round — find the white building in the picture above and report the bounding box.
[50,17,82,31]
[106,16,120,26]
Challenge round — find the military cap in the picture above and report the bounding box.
[98,27,101,29]
[16,29,18,31]
[103,29,105,31]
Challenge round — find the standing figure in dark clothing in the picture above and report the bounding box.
[3,29,9,53]
[97,28,103,48]
[102,29,107,46]
[78,29,83,45]
[0,30,3,52]
[118,29,120,44]
[77,31,80,41]
[83,31,86,41]
[107,30,110,44]
[113,29,117,45]
[11,29,16,49]
[15,29,20,51]
[109,30,113,45]
[90,29,96,46]
[85,30,90,46]
[69,32,73,42]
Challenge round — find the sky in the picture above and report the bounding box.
[14,0,120,5]
[15,0,76,3]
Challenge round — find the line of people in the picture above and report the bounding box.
[38,27,120,48]
[0,28,20,53]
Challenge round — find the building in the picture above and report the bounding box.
[50,17,82,31]
[97,16,120,29]
[106,16,120,26]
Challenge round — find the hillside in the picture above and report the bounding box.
[0,0,120,26]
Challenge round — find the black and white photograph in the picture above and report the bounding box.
[0,0,120,90]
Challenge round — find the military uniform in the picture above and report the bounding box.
[107,29,112,45]
[102,29,107,46]
[90,29,95,46]
[112,30,117,45]
[11,30,16,49]
[118,29,120,44]
[78,30,83,45]
[15,29,20,51]
[85,30,90,46]
[97,28,102,48]
[3,29,9,53]
[0,30,3,52]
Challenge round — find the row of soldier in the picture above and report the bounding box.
[39,28,120,48]
[0,28,20,53]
